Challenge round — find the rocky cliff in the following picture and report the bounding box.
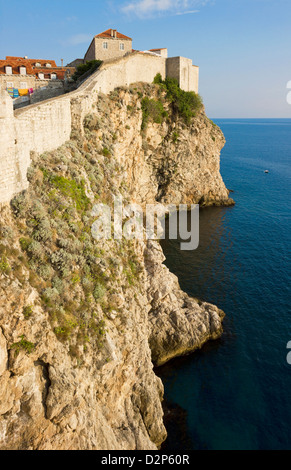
[94,83,233,207]
[0,83,233,450]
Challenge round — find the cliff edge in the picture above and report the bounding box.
[0,83,232,449]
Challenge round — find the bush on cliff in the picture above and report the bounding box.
[153,74,203,125]
[153,73,163,85]
[72,60,103,82]
[141,96,168,130]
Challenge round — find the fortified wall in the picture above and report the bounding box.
[0,52,199,204]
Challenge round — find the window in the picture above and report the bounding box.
[20,82,27,89]
[6,82,13,88]
[35,62,41,67]
[46,63,52,68]
[50,73,57,80]
[19,66,26,75]
[5,66,12,75]
[103,42,108,49]
[120,43,125,51]
[38,73,44,80]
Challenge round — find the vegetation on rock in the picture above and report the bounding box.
[141,96,168,130]
[11,335,35,355]
[9,109,142,350]
[72,60,103,82]
[153,73,203,124]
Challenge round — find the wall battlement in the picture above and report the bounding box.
[0,52,199,204]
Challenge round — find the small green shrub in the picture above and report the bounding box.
[19,237,32,252]
[51,249,73,277]
[23,305,33,319]
[83,114,101,131]
[153,75,203,125]
[52,276,64,293]
[27,241,44,260]
[11,192,29,216]
[49,174,90,212]
[172,131,180,143]
[33,218,52,242]
[141,97,168,130]
[11,335,35,355]
[72,274,81,285]
[102,147,111,157]
[0,256,11,274]
[98,319,106,337]
[54,325,74,341]
[93,283,106,302]
[82,276,94,293]
[38,263,54,280]
[0,226,14,240]
[72,60,102,82]
[42,287,60,303]
[208,118,217,128]
[153,73,163,84]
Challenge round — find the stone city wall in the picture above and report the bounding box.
[0,52,198,204]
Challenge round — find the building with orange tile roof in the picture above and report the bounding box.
[81,28,198,93]
[0,56,74,81]
[0,56,75,108]
[84,29,133,62]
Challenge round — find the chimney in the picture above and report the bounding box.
[114,29,117,38]
[111,29,114,37]
[61,59,64,67]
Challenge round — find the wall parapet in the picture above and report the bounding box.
[0,52,198,204]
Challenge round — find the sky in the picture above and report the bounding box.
[0,0,290,118]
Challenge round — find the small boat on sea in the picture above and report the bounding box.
[264,170,269,173]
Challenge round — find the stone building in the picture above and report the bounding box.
[0,57,73,86]
[84,29,133,62]
[80,28,199,93]
[0,56,75,108]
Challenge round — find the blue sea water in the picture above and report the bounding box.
[158,119,291,450]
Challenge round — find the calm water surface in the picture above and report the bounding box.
[158,119,291,450]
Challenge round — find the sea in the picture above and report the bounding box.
[158,119,291,450]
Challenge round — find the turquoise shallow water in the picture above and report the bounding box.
[158,119,291,450]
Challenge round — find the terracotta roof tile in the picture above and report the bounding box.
[5,57,57,67]
[0,56,73,79]
[95,29,132,41]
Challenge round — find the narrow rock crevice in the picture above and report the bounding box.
[34,359,51,419]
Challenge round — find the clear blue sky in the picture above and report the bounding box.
[0,0,290,118]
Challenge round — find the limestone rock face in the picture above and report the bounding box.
[0,216,165,449]
[107,87,234,208]
[0,329,7,376]
[145,241,224,366]
[0,83,230,450]
[0,233,223,450]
